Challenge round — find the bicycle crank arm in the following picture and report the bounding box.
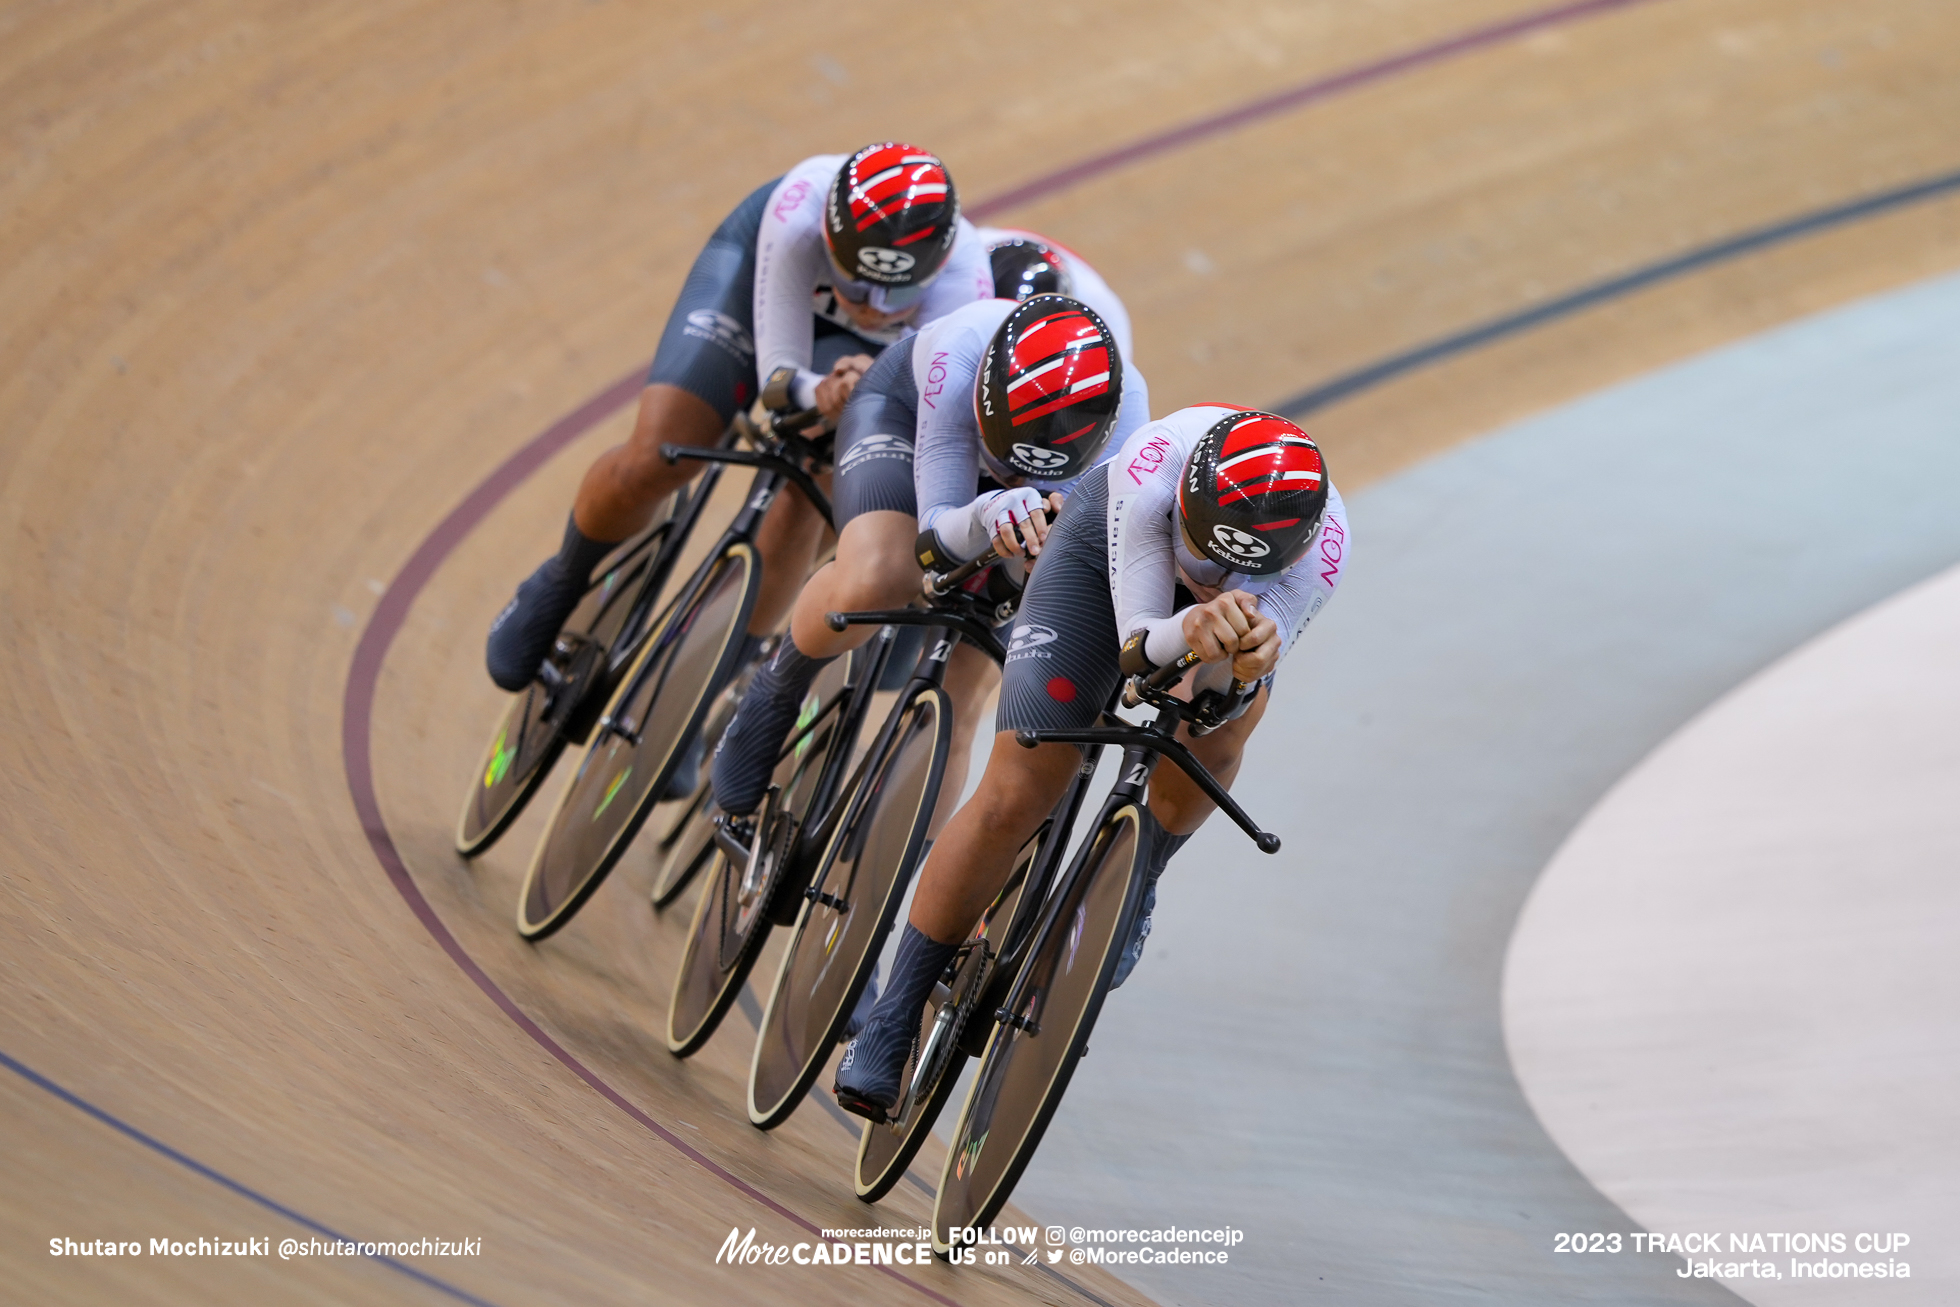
[712,819,752,869]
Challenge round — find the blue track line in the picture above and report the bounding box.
[1,1048,505,1307]
[1276,166,1960,417]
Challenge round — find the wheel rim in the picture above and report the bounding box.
[517,546,752,937]
[933,809,1142,1248]
[455,681,566,855]
[749,692,945,1126]
[854,828,1038,1198]
[666,849,747,1052]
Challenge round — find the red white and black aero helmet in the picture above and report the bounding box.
[988,236,1073,301]
[975,294,1123,482]
[1178,410,1328,576]
[824,143,960,300]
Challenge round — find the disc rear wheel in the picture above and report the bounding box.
[932,807,1146,1251]
[747,686,951,1129]
[515,543,756,939]
[854,828,1038,1201]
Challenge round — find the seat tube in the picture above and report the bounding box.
[1109,740,1156,805]
[727,464,784,542]
[915,623,963,691]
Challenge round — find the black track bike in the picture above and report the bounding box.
[742,553,1019,1127]
[456,496,688,860]
[857,654,1280,1246]
[509,397,833,939]
[848,745,1100,1202]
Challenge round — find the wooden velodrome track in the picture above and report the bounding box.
[6,1,1959,1303]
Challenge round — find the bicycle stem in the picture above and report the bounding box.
[921,545,1001,599]
[661,443,833,525]
[824,607,1007,666]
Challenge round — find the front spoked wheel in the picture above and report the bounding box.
[664,657,857,1057]
[747,685,951,1129]
[932,806,1149,1252]
[514,542,758,939]
[455,519,671,858]
[853,829,1038,1202]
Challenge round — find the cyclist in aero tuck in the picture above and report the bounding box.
[484,144,992,758]
[707,292,1151,1017]
[834,405,1348,1118]
[709,290,1153,839]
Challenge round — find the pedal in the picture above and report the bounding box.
[833,1089,892,1126]
[713,814,756,869]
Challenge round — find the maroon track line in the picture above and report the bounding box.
[338,0,1666,1297]
[340,379,959,1306]
[965,0,1666,218]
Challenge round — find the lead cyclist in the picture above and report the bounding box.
[834,405,1349,1118]
[483,143,994,713]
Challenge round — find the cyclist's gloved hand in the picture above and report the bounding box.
[812,353,876,421]
[1182,590,1279,680]
[982,487,1062,560]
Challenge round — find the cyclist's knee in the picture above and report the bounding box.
[969,734,1072,831]
[826,539,920,612]
[616,384,720,495]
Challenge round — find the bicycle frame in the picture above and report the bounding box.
[797,566,1013,904]
[588,410,829,749]
[991,656,1282,1034]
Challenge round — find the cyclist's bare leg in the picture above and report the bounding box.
[711,508,920,817]
[907,734,1079,944]
[785,510,921,657]
[1146,683,1268,836]
[486,384,728,691]
[834,728,1075,1113]
[572,383,724,542]
[934,644,1001,834]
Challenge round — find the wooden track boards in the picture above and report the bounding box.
[5,1,1959,1302]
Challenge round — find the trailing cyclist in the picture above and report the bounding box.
[484,142,994,703]
[979,227,1133,363]
[834,404,1348,1118]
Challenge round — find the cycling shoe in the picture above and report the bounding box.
[841,961,880,1041]
[834,1014,911,1121]
[485,556,583,692]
